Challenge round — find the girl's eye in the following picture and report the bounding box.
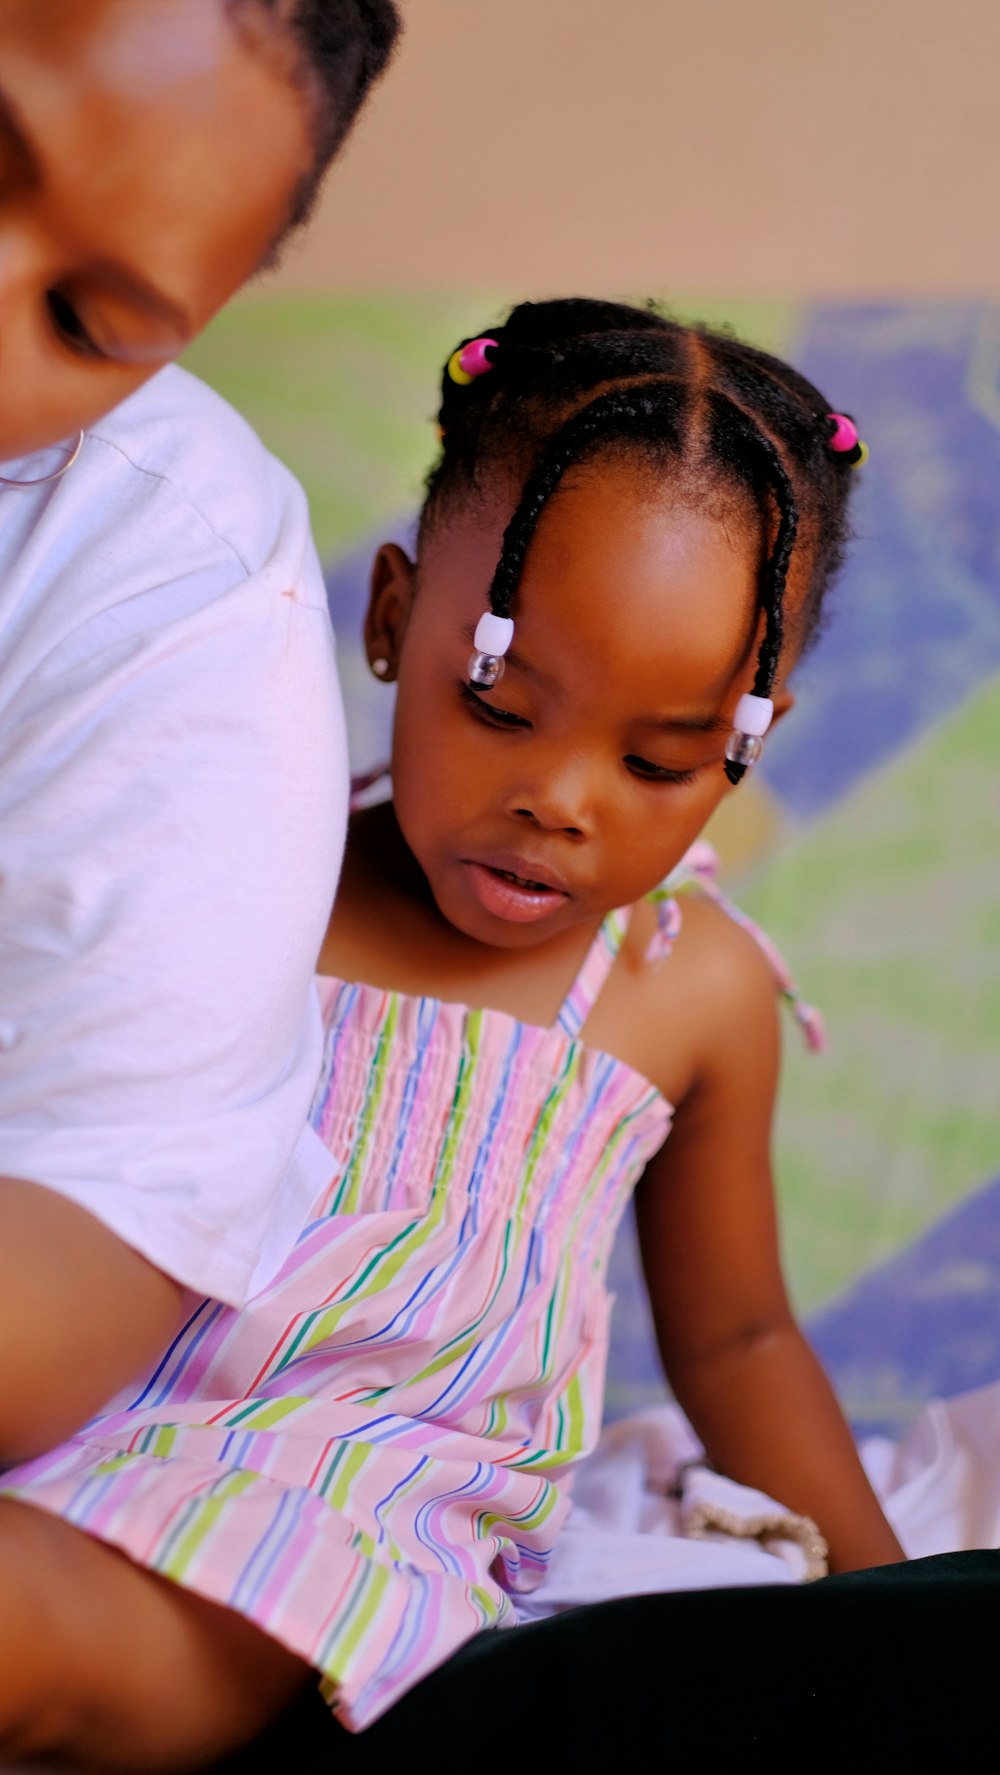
[625,754,698,786]
[47,290,104,360]
[458,683,531,730]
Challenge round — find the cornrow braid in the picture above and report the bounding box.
[487,383,689,620]
[705,394,800,696]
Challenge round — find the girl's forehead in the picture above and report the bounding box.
[427,467,763,703]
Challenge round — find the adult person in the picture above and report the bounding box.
[0,0,400,1464]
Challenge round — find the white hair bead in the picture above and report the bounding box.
[733,693,774,737]
[474,613,515,657]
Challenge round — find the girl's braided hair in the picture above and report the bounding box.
[423,298,858,703]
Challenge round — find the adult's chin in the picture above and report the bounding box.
[0,370,163,465]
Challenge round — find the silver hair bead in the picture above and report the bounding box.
[724,731,763,770]
[468,651,506,688]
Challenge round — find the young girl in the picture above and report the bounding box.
[0,0,398,1461]
[0,298,905,1768]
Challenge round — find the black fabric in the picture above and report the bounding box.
[212,1551,999,1772]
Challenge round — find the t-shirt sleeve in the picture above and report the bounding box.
[0,479,346,1307]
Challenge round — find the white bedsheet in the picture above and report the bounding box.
[516,1379,1000,1617]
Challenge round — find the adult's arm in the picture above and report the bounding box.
[0,374,346,1457]
[0,1180,183,1462]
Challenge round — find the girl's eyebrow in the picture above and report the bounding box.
[644,712,732,736]
[459,623,555,690]
[458,624,729,731]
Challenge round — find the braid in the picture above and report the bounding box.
[753,439,798,694]
[487,385,687,619]
[706,395,800,698]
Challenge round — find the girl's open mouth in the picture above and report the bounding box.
[463,860,571,924]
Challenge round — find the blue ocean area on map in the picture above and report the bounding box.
[766,304,1000,816]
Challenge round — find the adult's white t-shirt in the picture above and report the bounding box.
[0,365,346,1307]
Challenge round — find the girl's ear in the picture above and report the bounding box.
[364,543,416,683]
[769,686,795,729]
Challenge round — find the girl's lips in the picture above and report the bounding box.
[463,861,571,924]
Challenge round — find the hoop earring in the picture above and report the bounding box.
[0,431,84,489]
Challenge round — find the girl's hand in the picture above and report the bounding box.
[634,897,904,1574]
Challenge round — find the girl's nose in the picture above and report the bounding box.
[507,767,593,839]
[513,805,586,838]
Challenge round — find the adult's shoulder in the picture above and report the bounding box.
[0,364,345,1307]
[0,366,326,683]
[85,363,308,578]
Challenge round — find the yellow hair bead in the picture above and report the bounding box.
[852,439,870,469]
[447,348,474,386]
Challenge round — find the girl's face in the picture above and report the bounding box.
[370,460,794,952]
[0,0,311,459]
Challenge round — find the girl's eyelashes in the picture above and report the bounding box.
[47,289,105,360]
[459,686,699,785]
[459,686,701,784]
[624,755,699,787]
[458,683,532,730]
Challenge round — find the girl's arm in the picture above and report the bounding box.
[634,908,903,1574]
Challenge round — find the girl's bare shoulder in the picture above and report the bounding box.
[593,889,781,1106]
[661,889,780,1013]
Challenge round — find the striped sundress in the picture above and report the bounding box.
[0,849,813,1730]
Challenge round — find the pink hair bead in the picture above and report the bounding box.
[458,337,498,379]
[827,413,859,453]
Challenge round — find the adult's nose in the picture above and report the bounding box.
[0,210,43,327]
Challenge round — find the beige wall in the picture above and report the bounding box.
[271,0,1000,298]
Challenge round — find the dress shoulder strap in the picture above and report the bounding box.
[349,763,391,811]
[648,841,826,1054]
[556,907,633,1038]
